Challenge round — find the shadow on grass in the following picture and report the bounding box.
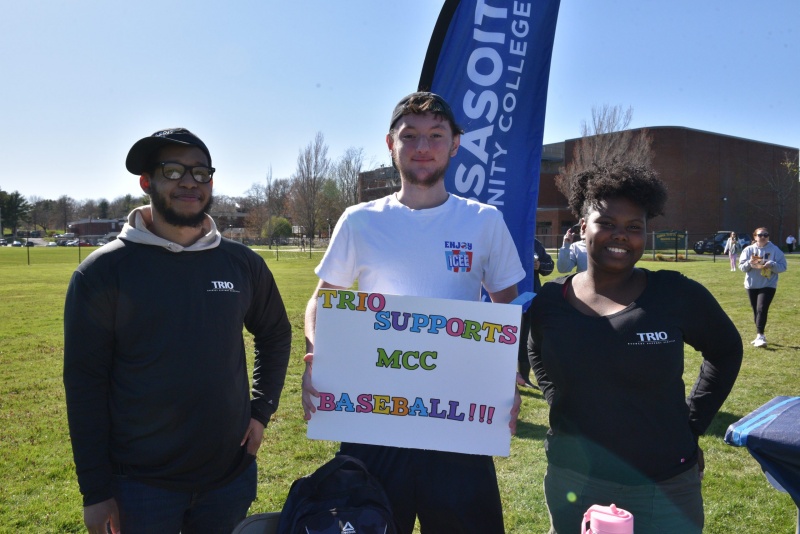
[761,343,800,351]
[515,419,548,440]
[706,411,743,438]
[519,387,544,400]
[516,387,548,441]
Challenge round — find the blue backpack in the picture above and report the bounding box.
[277,455,398,534]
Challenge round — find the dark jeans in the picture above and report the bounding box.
[339,443,504,534]
[112,460,257,534]
[747,287,777,334]
[544,463,703,534]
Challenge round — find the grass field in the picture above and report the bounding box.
[0,246,798,532]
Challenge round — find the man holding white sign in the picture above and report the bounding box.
[302,92,525,533]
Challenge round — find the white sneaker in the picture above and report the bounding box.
[753,335,767,348]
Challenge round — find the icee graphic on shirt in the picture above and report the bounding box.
[444,241,474,273]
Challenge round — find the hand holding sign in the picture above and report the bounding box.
[301,352,319,421]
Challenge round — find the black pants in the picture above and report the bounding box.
[747,287,777,334]
[338,443,505,534]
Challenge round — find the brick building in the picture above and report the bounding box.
[357,127,798,249]
[536,127,798,248]
[68,217,126,237]
[359,165,401,203]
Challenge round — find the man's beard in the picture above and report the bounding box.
[393,153,450,188]
[149,188,213,228]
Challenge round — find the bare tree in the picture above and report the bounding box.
[209,195,243,236]
[248,168,291,244]
[270,177,291,215]
[242,182,269,238]
[317,178,345,238]
[750,151,799,240]
[75,199,99,220]
[28,195,45,230]
[56,195,76,232]
[109,194,145,218]
[28,197,59,234]
[334,147,365,208]
[559,105,653,184]
[291,132,331,240]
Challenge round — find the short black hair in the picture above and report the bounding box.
[557,163,667,220]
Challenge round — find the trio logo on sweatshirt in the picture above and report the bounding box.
[208,280,239,293]
[629,331,677,346]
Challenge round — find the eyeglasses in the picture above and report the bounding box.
[158,162,215,183]
[755,233,769,238]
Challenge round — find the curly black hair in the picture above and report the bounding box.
[556,163,668,220]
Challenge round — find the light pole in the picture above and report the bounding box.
[720,196,727,229]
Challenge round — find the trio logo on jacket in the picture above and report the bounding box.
[444,241,473,273]
[629,331,677,346]
[208,280,239,293]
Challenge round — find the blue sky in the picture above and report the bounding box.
[1,0,797,202]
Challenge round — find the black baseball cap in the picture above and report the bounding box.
[126,128,212,175]
[389,92,463,134]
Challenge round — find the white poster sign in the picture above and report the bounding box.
[307,289,521,456]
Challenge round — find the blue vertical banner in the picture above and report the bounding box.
[420,0,560,297]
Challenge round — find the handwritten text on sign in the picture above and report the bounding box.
[307,290,520,456]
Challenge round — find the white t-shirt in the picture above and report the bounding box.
[316,194,525,301]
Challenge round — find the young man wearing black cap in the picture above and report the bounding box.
[63,128,292,534]
[302,93,525,533]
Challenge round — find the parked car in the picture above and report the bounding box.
[693,231,749,255]
[0,239,7,246]
[24,240,35,247]
[46,242,57,247]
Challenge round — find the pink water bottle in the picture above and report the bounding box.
[581,503,634,534]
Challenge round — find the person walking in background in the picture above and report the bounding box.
[723,231,742,271]
[518,238,553,389]
[557,224,587,273]
[64,128,292,534]
[786,234,796,253]
[739,227,787,348]
[528,163,742,533]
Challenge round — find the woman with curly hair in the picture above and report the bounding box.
[527,164,743,533]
